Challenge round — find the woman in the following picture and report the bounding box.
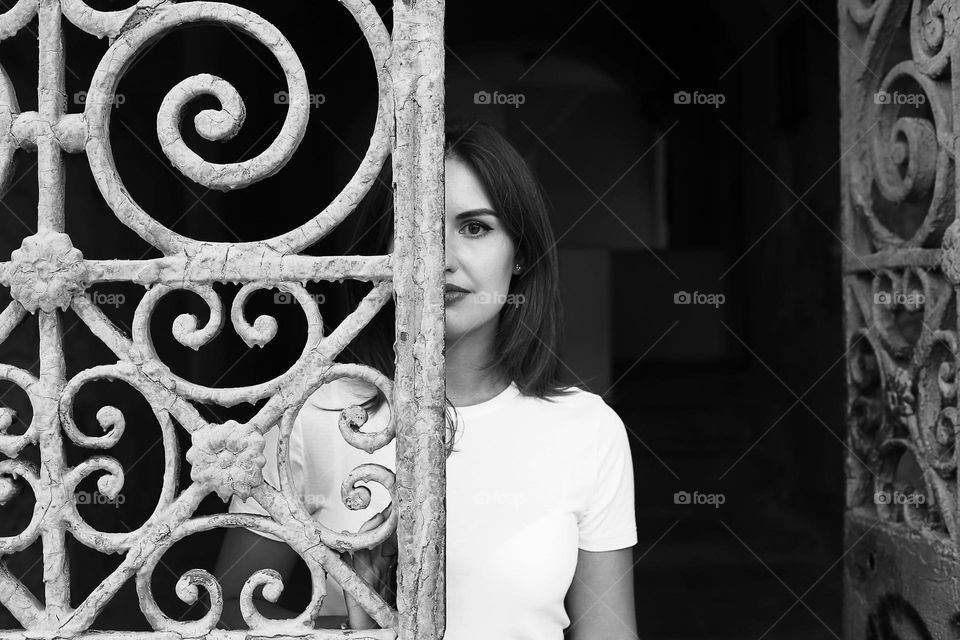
[214,120,639,638]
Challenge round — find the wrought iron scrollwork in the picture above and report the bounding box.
[0,0,445,637]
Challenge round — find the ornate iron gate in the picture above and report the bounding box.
[841,0,960,636]
[0,0,445,638]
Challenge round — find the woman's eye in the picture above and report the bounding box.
[462,221,490,236]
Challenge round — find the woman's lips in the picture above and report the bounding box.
[444,291,468,303]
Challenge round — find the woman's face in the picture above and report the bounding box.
[386,157,518,345]
[441,156,518,345]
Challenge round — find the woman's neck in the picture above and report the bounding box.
[444,330,511,407]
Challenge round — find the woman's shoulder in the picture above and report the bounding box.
[528,383,616,412]
[541,386,632,467]
[519,383,626,434]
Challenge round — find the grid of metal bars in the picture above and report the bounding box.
[841,0,960,634]
[0,0,445,637]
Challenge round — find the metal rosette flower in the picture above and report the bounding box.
[185,419,267,502]
[197,404,397,630]
[224,366,402,627]
[9,232,89,313]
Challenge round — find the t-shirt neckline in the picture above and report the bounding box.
[450,380,521,418]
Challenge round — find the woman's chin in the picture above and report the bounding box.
[443,320,473,345]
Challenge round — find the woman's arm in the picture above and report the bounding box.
[564,547,638,640]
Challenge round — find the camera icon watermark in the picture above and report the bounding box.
[274,91,325,107]
[873,490,925,506]
[74,90,126,108]
[674,290,725,308]
[473,90,526,109]
[673,90,725,108]
[673,490,725,508]
[873,91,926,106]
[473,291,525,307]
[274,291,326,306]
[76,490,125,508]
[91,291,126,308]
[873,291,924,306]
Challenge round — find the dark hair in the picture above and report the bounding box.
[339,119,580,455]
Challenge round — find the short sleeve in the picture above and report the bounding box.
[577,404,638,551]
[228,413,307,543]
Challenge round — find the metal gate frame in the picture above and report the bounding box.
[840,0,960,636]
[0,0,445,638]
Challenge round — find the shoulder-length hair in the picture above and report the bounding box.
[339,120,579,452]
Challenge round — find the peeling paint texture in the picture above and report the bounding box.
[0,0,444,637]
[390,0,445,637]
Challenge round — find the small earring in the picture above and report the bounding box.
[514,264,523,273]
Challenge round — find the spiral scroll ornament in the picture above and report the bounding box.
[0,0,435,635]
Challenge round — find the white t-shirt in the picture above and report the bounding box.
[229,377,637,638]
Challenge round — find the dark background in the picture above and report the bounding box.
[0,0,845,637]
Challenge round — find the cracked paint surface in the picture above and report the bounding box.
[0,0,444,638]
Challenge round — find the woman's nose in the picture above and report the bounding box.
[444,228,459,273]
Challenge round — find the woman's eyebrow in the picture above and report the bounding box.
[454,208,498,220]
